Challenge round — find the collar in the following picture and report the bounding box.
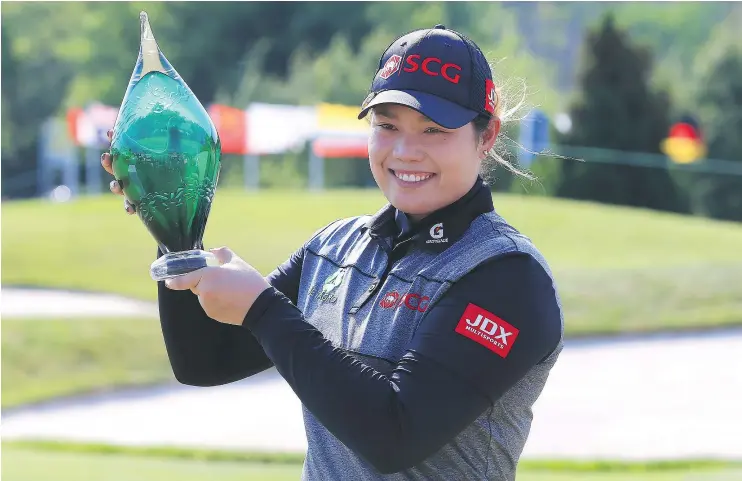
[363,176,494,253]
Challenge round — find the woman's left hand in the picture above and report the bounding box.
[165,246,271,326]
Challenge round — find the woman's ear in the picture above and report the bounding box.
[479,117,500,155]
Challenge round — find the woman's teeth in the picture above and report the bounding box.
[394,171,433,183]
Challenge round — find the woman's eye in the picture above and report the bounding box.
[425,127,444,134]
[377,123,396,131]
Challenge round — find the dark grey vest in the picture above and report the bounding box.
[296,208,564,480]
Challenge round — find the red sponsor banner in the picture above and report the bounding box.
[312,136,368,158]
[208,104,248,155]
[65,103,119,147]
[66,108,83,146]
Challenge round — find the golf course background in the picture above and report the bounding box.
[4,2,742,478]
[5,188,742,334]
[3,188,742,480]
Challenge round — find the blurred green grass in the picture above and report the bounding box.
[4,189,742,407]
[3,443,742,481]
[1,317,173,408]
[4,188,742,336]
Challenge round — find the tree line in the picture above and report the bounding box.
[2,3,740,220]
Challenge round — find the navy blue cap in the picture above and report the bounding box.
[358,25,498,129]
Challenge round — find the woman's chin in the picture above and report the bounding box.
[388,192,436,217]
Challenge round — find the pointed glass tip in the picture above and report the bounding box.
[140,11,154,41]
[136,10,166,75]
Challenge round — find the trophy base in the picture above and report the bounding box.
[150,249,220,281]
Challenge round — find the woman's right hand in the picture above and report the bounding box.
[101,129,136,215]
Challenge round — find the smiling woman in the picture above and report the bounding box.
[102,23,565,481]
[365,104,497,219]
[359,51,532,219]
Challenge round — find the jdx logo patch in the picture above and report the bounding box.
[455,303,519,358]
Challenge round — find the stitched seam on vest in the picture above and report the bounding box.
[485,404,494,480]
[305,218,348,247]
[305,215,373,248]
[483,214,521,253]
[494,397,517,480]
[387,270,452,285]
[304,248,378,279]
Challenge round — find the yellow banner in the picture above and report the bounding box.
[317,103,369,134]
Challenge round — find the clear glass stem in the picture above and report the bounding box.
[149,249,219,281]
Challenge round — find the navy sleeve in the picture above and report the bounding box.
[242,252,562,474]
[157,244,305,387]
[407,253,563,402]
[265,244,304,305]
[158,282,272,386]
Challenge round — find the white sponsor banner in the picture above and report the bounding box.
[76,102,120,148]
[246,103,318,155]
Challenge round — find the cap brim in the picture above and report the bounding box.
[358,90,479,129]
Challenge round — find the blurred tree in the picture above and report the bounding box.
[1,1,731,203]
[0,6,77,196]
[613,2,733,115]
[685,6,742,221]
[241,31,388,107]
[555,14,689,213]
[0,2,373,197]
[1,26,17,160]
[157,2,372,104]
[227,4,561,188]
[609,2,732,68]
[0,2,165,197]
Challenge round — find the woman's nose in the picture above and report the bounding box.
[393,136,424,163]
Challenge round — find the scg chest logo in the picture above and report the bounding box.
[379,290,430,312]
[455,303,520,358]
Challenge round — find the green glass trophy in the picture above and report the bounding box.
[110,12,222,281]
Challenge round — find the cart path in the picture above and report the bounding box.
[2,287,741,460]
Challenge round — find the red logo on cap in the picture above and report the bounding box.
[485,79,497,114]
[403,55,462,84]
[379,55,402,80]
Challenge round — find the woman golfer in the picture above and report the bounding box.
[103,24,563,481]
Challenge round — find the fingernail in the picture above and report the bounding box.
[110,180,118,191]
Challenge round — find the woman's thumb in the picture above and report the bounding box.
[209,246,234,265]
